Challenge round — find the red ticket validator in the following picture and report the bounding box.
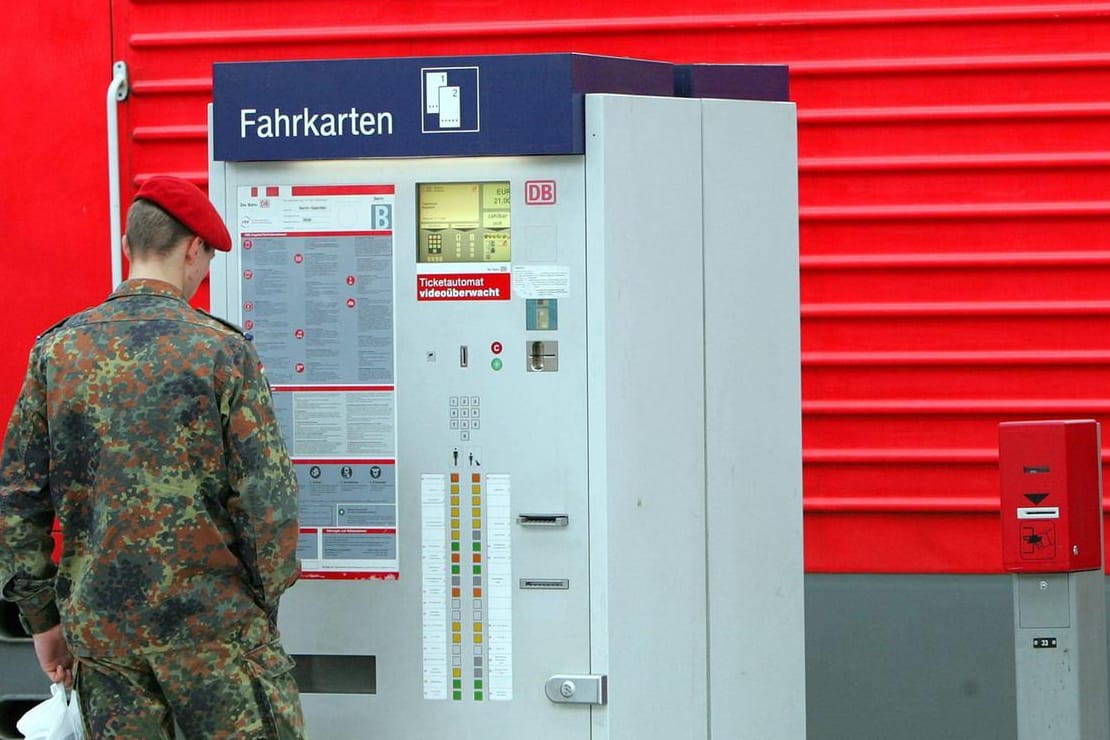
[999,420,1102,573]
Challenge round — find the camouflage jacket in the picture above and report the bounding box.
[0,279,300,655]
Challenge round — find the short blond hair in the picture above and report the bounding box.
[125,199,193,258]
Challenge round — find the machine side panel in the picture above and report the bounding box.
[585,94,709,740]
[702,98,806,739]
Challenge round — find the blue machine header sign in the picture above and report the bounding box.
[212,54,674,161]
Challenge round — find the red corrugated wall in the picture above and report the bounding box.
[0,5,114,423]
[7,1,1110,573]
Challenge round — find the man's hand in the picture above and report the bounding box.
[31,624,73,688]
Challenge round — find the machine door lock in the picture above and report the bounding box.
[544,674,607,705]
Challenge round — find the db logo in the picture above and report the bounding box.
[524,180,556,205]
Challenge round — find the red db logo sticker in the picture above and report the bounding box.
[525,180,556,205]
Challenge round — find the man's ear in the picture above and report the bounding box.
[121,235,131,261]
[183,235,204,263]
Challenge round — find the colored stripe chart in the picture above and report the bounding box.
[421,470,513,701]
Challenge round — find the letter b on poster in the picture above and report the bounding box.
[373,204,393,230]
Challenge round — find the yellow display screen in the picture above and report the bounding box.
[417,182,511,263]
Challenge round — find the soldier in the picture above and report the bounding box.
[0,176,305,738]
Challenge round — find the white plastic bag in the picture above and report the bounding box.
[16,682,84,740]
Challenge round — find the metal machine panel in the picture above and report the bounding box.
[700,97,806,739]
[1012,570,1109,739]
[584,94,710,739]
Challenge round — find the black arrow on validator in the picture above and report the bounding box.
[1025,493,1049,505]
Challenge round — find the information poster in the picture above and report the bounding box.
[238,184,398,578]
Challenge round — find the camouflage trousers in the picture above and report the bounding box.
[74,617,306,739]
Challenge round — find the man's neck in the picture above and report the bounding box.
[126,262,185,293]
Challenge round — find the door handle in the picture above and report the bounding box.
[545,674,607,705]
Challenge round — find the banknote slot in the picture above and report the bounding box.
[517,514,569,527]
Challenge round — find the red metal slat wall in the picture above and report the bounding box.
[791,3,1110,571]
[100,0,1110,573]
[0,6,113,423]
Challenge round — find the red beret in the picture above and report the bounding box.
[134,175,232,252]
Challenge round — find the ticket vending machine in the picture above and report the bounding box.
[208,54,804,740]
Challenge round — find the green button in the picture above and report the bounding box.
[452,542,460,551]
[474,691,483,701]
[491,357,503,371]
[473,565,481,575]
[472,542,481,551]
[453,679,462,689]
[452,565,460,574]
[453,691,462,701]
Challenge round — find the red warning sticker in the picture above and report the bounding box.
[417,273,511,301]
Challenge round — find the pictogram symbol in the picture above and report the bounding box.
[1020,523,1056,560]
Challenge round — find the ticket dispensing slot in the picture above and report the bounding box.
[1017,507,1060,519]
[290,654,376,694]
